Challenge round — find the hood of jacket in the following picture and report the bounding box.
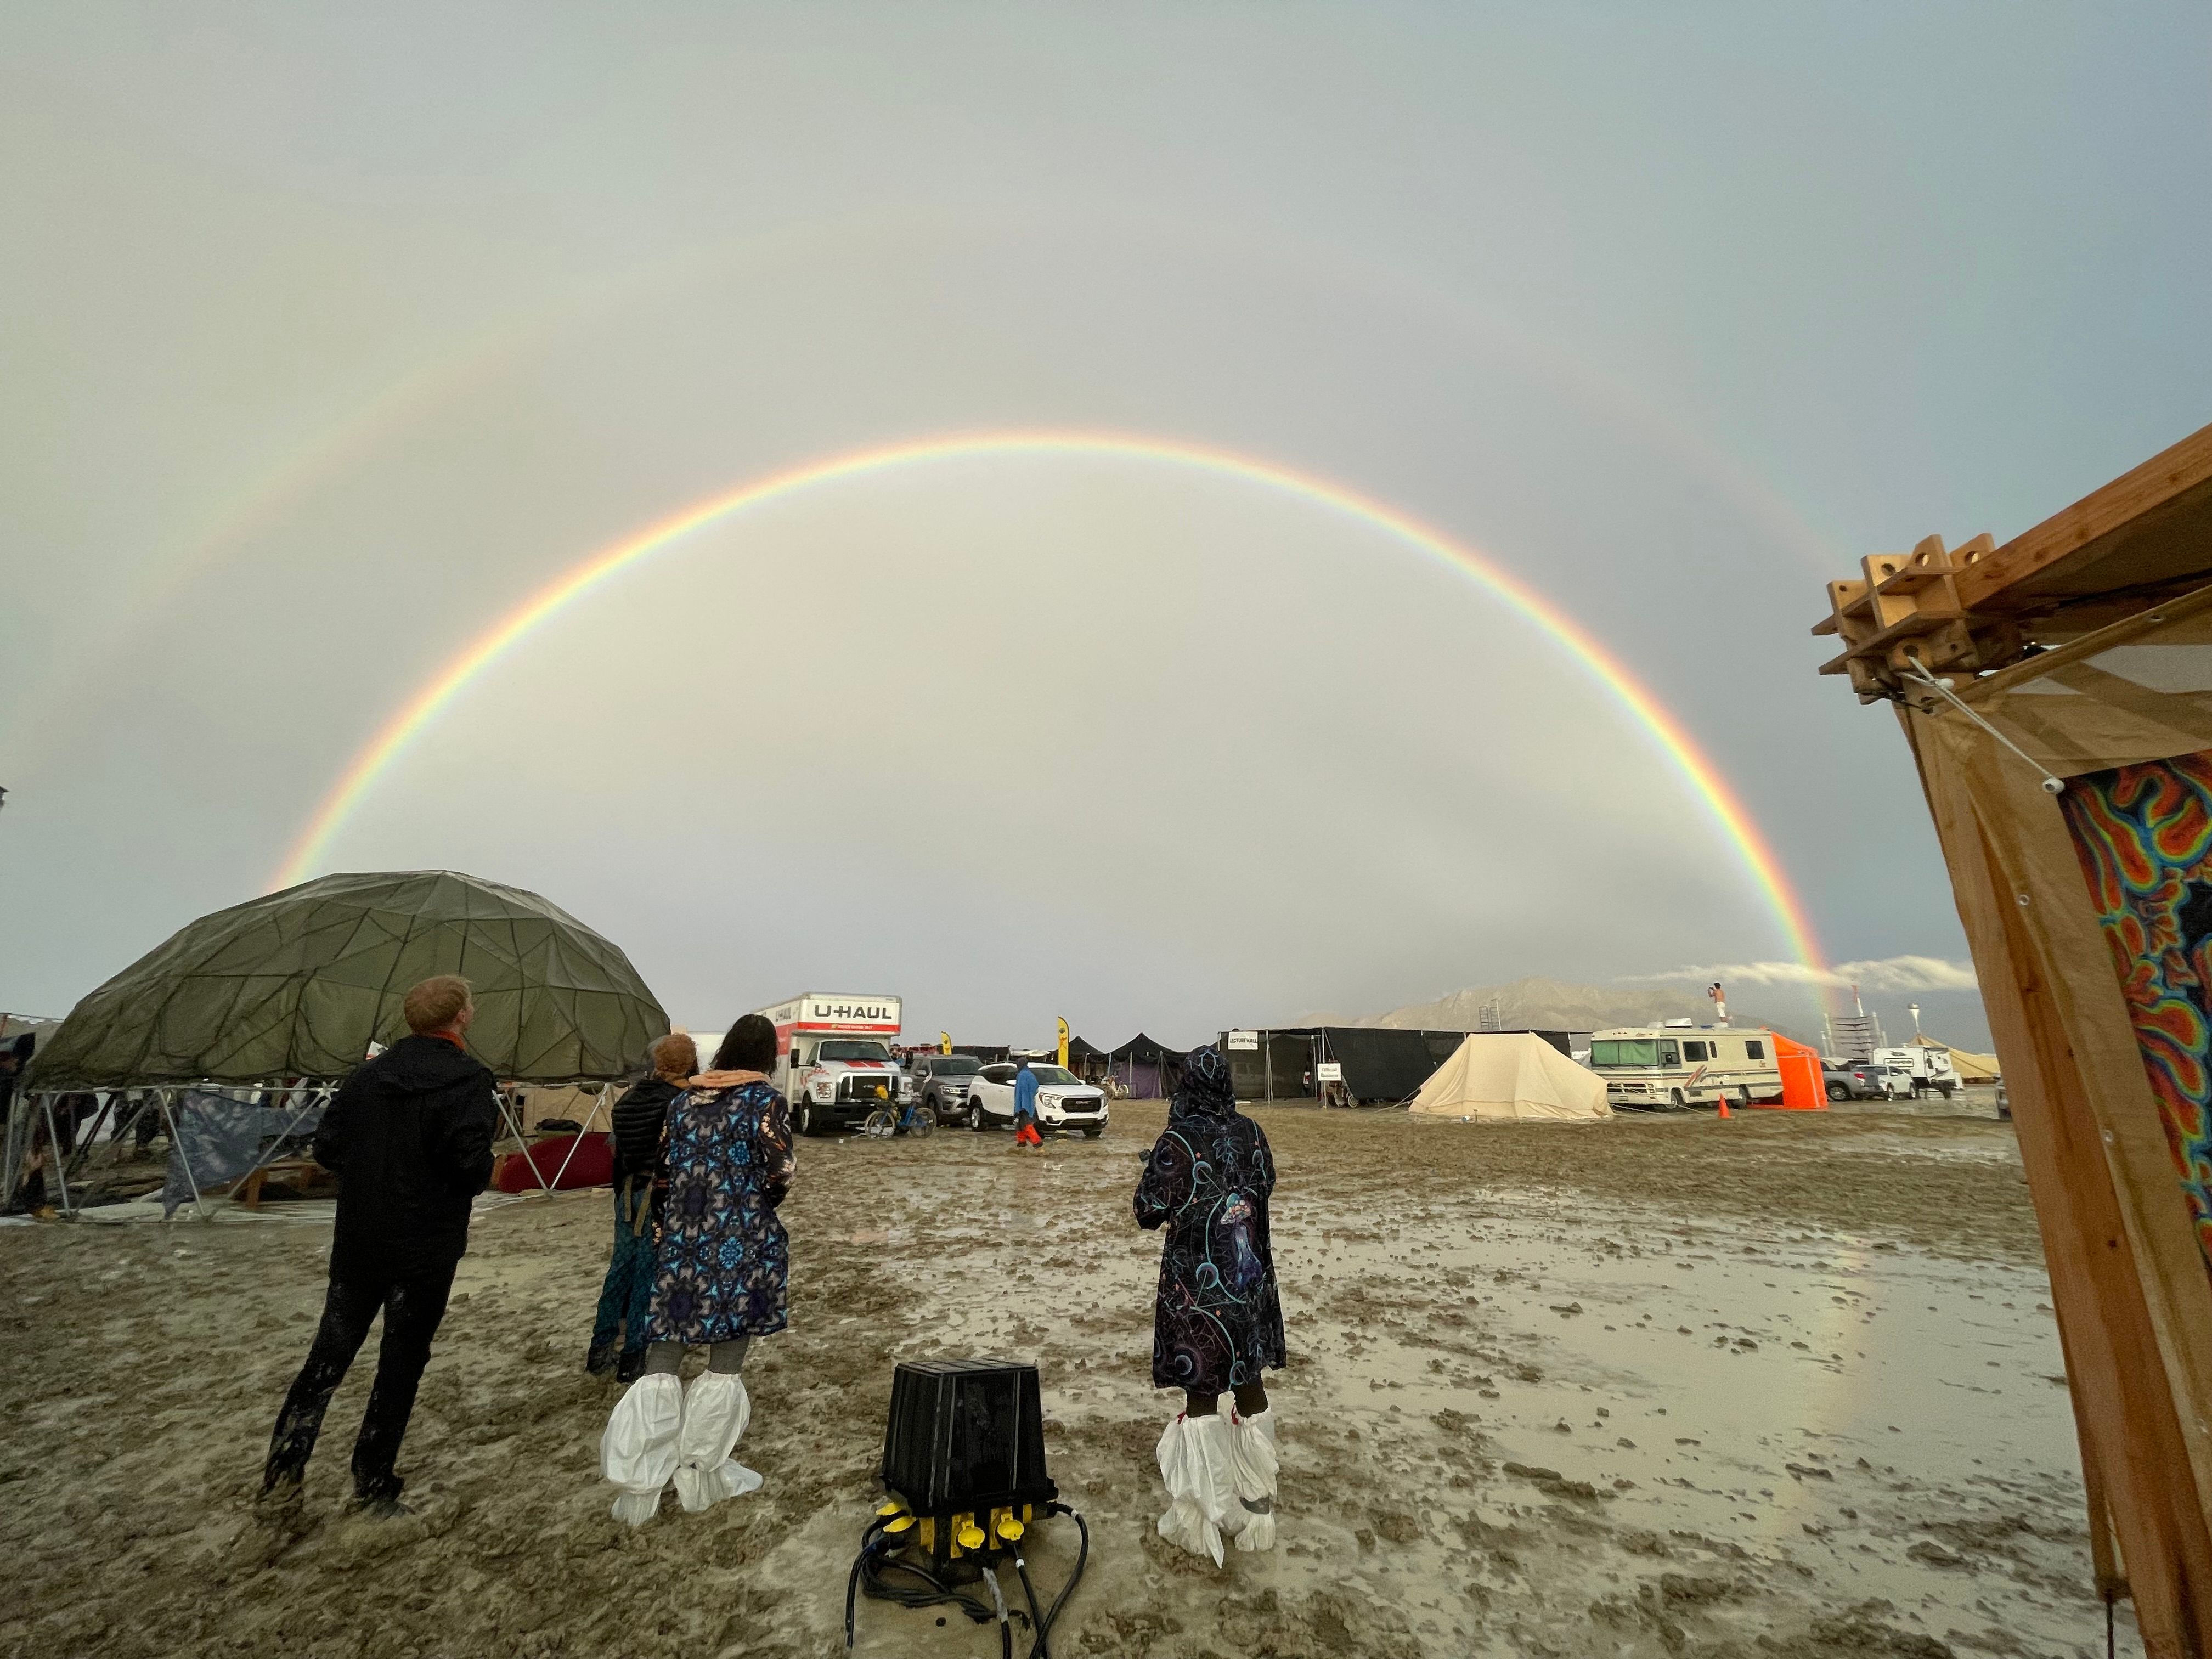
[372,1032,494,1093]
[689,1069,768,1091]
[1167,1045,1238,1126]
[623,1075,684,1109]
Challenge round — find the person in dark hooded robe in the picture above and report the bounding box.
[1133,1044,1285,1565]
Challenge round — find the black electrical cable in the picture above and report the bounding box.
[843,1540,868,1647]
[844,1520,999,1650]
[845,1504,1088,1655]
[980,1563,1013,1659]
[1026,1503,1090,1658]
[860,1547,995,1625]
[1014,1558,1047,1659]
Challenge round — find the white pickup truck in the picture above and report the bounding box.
[752,992,905,1136]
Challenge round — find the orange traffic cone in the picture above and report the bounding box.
[1716,1096,1732,1120]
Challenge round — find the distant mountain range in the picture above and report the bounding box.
[1304,975,1811,1042]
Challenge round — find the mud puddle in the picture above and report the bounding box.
[1291,1189,2101,1649]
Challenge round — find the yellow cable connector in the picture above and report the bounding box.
[885,1515,916,1534]
[957,1522,986,1551]
[876,1501,904,1517]
[997,1515,1025,1542]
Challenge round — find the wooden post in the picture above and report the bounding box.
[1908,708,2212,1652]
[1810,424,2212,1650]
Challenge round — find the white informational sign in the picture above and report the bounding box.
[1316,1062,1343,1083]
[1227,1030,1260,1051]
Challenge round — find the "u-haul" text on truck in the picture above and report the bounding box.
[752,992,904,1136]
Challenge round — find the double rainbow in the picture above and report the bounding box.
[272,430,1826,977]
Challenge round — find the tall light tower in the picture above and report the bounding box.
[1909,1001,1922,1038]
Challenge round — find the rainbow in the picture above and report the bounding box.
[271,429,1828,976]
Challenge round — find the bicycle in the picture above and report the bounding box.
[863,1101,934,1140]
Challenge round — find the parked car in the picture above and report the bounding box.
[1820,1057,1887,1101]
[966,1062,1110,1137]
[907,1053,986,1124]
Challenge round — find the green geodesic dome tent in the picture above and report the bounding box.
[25,871,670,1087]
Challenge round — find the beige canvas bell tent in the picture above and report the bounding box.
[1408,1032,1611,1122]
[1911,1034,2000,1082]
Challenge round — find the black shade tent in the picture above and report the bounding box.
[1224,1026,1575,1105]
[6,870,670,1214]
[1096,1032,1186,1099]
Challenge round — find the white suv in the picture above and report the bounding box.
[966,1062,1109,1138]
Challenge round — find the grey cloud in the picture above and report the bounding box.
[1627,957,1979,994]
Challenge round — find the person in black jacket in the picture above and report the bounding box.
[260,975,498,1513]
[586,1030,698,1382]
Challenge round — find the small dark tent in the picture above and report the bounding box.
[1106,1032,1187,1099]
[1066,1035,1110,1082]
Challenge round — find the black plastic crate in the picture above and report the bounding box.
[882,1358,1057,1516]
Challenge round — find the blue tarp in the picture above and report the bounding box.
[161,1089,324,1216]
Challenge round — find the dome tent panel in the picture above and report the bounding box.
[24,870,669,1089]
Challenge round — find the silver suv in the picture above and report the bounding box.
[907,1053,987,1124]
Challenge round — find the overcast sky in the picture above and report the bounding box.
[4,4,2207,1052]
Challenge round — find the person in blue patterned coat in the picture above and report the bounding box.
[599,1013,793,1525]
[1135,1045,1286,1565]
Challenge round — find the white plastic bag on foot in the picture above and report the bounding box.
[601,1372,682,1526]
[1155,1413,1236,1566]
[672,1370,758,1512]
[1230,1407,1279,1552]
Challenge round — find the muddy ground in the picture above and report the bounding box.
[0,1098,2120,1658]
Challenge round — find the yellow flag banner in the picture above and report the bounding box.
[939,1032,952,1056]
[1056,1018,1070,1069]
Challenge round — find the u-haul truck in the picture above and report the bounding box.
[753,992,904,1136]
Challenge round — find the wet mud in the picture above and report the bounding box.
[0,1099,2120,1657]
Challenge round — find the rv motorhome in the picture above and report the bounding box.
[1587,1024,1782,1110]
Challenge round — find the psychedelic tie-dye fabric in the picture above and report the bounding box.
[2061,751,2212,1276]
[1133,1046,1287,1392]
[645,1080,794,1344]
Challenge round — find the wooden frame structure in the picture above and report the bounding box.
[1815,422,2212,1653]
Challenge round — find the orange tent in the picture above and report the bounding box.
[1767,1032,1827,1111]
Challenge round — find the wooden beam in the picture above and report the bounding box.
[1906,709,2212,1650]
[1957,422,2212,613]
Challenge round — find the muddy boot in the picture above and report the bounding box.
[1155,1412,1236,1566]
[1229,1407,1278,1551]
[671,1370,762,1511]
[232,1477,313,1568]
[601,1372,681,1526]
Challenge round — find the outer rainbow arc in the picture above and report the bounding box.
[272,429,1827,979]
